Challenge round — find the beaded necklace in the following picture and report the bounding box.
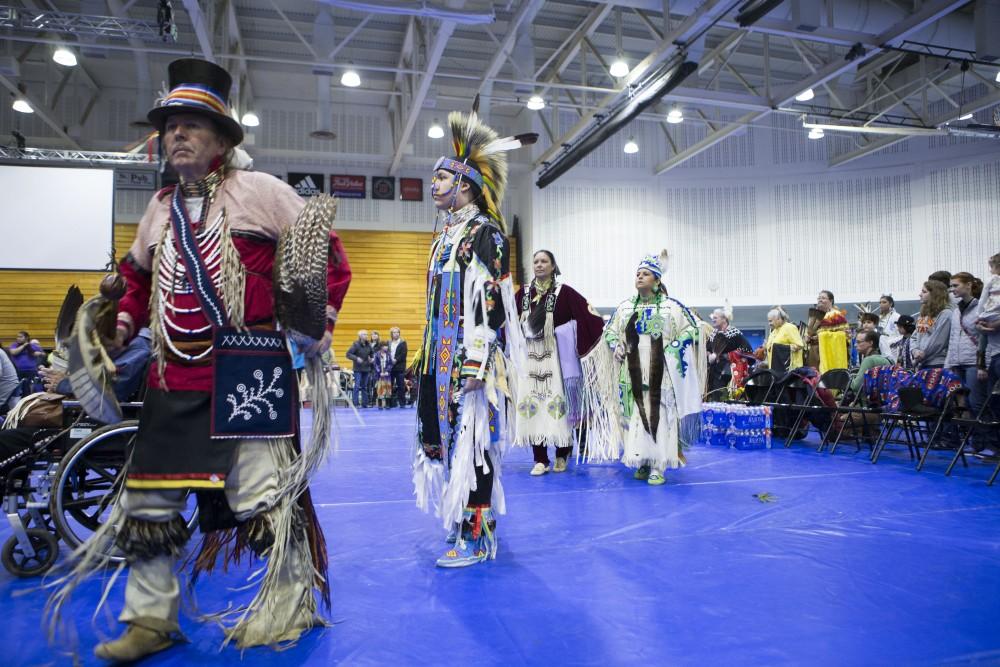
[632,290,665,339]
[155,166,227,361]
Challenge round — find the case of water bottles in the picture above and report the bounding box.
[700,402,772,450]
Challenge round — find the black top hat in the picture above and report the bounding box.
[147,59,243,145]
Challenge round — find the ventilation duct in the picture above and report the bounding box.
[536,59,697,189]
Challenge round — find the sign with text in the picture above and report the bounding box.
[399,177,423,201]
[288,172,325,197]
[115,169,157,190]
[372,176,395,200]
[331,174,366,199]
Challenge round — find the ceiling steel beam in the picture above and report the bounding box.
[181,0,215,62]
[0,73,81,148]
[534,0,734,169]
[830,85,1000,166]
[655,0,971,175]
[388,8,461,175]
[477,0,545,93]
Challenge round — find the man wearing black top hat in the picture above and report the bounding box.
[48,59,351,662]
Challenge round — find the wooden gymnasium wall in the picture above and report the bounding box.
[0,223,138,349]
[0,225,518,365]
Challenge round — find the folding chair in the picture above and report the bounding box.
[870,369,964,468]
[762,370,816,447]
[743,369,780,405]
[945,379,1000,480]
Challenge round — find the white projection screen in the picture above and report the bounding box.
[0,164,114,270]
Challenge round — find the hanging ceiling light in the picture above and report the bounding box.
[795,88,815,102]
[807,127,824,140]
[427,119,444,139]
[995,71,1000,83]
[666,107,683,124]
[610,58,629,78]
[957,112,973,121]
[341,68,361,88]
[623,137,639,154]
[12,98,33,114]
[526,95,545,111]
[52,47,77,67]
[241,111,260,127]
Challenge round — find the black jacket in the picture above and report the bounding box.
[390,339,408,372]
[346,340,374,372]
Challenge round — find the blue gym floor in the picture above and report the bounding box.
[3,407,1000,666]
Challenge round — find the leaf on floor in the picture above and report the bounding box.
[752,492,777,503]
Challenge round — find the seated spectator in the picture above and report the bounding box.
[0,348,18,413]
[849,330,891,395]
[0,329,152,474]
[39,328,152,405]
[6,331,42,384]
[912,280,952,369]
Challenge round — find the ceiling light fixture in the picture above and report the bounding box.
[610,59,629,78]
[807,127,824,139]
[526,95,545,111]
[957,112,973,121]
[341,68,361,88]
[12,98,33,114]
[623,137,639,154]
[241,112,260,127]
[428,119,444,139]
[795,88,815,102]
[666,107,683,124]
[52,47,77,67]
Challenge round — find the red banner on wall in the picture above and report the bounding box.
[331,174,366,199]
[400,177,423,201]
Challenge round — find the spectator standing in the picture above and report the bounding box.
[6,331,42,384]
[346,329,373,407]
[373,343,393,410]
[946,273,985,436]
[890,315,917,370]
[878,295,902,357]
[912,280,952,369]
[389,327,408,408]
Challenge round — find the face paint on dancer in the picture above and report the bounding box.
[431,169,467,211]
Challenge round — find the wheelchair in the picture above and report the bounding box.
[2,400,196,577]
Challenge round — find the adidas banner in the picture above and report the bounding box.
[288,172,325,197]
[331,174,366,199]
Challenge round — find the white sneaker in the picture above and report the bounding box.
[530,462,550,476]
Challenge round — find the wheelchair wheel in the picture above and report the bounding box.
[50,420,199,560]
[50,420,137,555]
[2,528,59,577]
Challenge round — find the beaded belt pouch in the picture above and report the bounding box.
[210,327,297,439]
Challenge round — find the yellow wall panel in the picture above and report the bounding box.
[0,224,517,361]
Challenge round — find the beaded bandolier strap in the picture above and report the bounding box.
[148,166,247,381]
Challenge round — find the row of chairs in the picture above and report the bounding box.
[739,366,1000,485]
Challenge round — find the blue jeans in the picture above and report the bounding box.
[951,364,988,450]
[353,370,370,407]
